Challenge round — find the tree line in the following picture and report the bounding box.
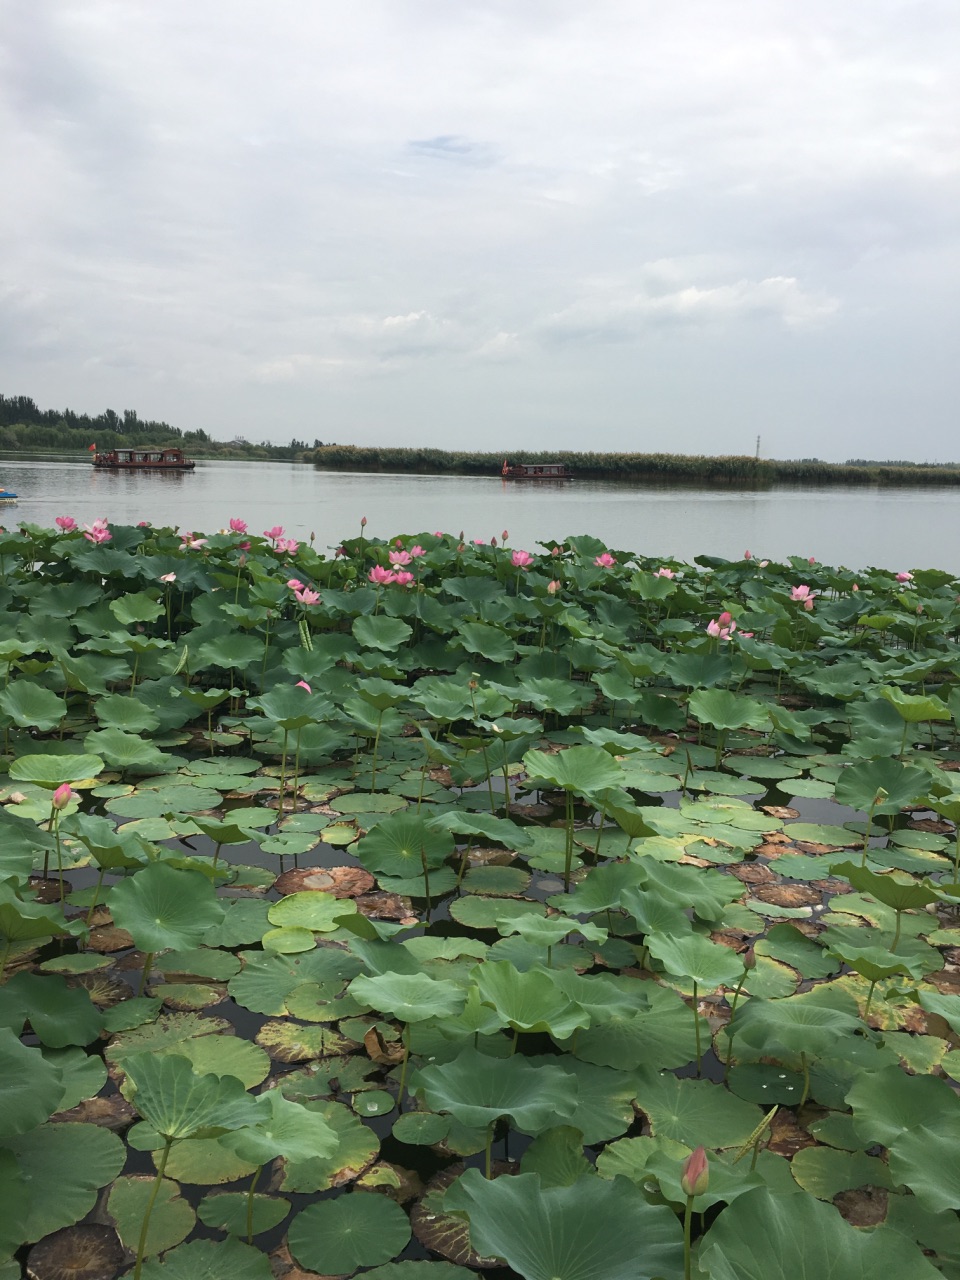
[0,394,321,461]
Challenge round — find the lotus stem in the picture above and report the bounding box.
[723,972,749,1081]
[0,940,11,983]
[371,710,384,789]
[292,727,303,809]
[420,846,431,924]
[395,1026,410,1112]
[692,979,702,1076]
[891,909,903,954]
[134,1136,172,1280]
[485,1122,494,1179]
[799,1051,810,1108]
[85,867,107,926]
[863,978,878,1020]
[137,951,155,997]
[277,727,289,815]
[683,1193,694,1280]
[563,792,574,892]
[246,1164,263,1244]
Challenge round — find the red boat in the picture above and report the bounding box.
[92,447,195,472]
[501,459,572,481]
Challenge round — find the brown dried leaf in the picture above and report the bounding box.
[363,1026,405,1066]
[273,866,376,898]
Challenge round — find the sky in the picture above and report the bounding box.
[1,1,958,460]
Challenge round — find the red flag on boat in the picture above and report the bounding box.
[88,443,97,452]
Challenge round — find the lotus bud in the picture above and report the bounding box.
[742,945,756,970]
[502,530,508,541]
[361,516,367,526]
[52,784,73,811]
[680,1145,709,1197]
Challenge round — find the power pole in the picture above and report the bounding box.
[755,435,761,461]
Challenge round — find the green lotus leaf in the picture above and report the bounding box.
[570,978,698,1070]
[0,1147,29,1260]
[392,1110,451,1145]
[414,1046,578,1134]
[352,614,414,652]
[473,961,591,1038]
[194,634,263,671]
[633,1066,762,1147]
[289,1192,411,1274]
[220,1087,339,1165]
[0,680,66,731]
[356,812,454,879]
[363,1265,474,1279]
[279,1099,380,1193]
[44,1045,107,1110]
[444,1169,683,1280]
[267,891,356,933]
[228,947,361,1014]
[8,753,105,788]
[95,693,162,732]
[133,1237,273,1280]
[834,758,930,815]
[4,1123,125,1243]
[646,932,746,991]
[108,863,225,953]
[349,971,466,1023]
[0,1029,65,1136]
[688,688,769,732]
[523,745,625,797]
[699,1185,941,1280]
[107,1174,195,1256]
[731,992,864,1059]
[83,728,171,772]
[519,1124,593,1188]
[879,686,950,723]
[246,685,332,730]
[0,972,101,1047]
[196,1191,290,1238]
[122,1052,256,1139]
[109,591,165,625]
[847,1066,960,1212]
[430,810,533,848]
[789,1146,892,1200]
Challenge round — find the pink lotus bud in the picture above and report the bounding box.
[743,945,756,970]
[360,516,367,527]
[295,681,312,692]
[852,583,859,592]
[287,578,305,590]
[744,549,752,559]
[896,571,913,583]
[502,530,508,541]
[680,1145,709,1197]
[491,536,497,547]
[808,556,816,565]
[52,784,73,811]
[547,580,561,595]
[718,611,732,626]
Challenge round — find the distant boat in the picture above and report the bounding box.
[92,447,195,472]
[501,459,572,481]
[0,488,17,505]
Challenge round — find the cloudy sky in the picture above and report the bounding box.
[1,1,958,459]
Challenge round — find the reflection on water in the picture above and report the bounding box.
[1,455,959,572]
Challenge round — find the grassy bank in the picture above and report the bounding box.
[309,445,960,486]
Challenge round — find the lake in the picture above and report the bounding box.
[3,455,960,573]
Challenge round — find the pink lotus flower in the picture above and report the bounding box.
[594,552,616,568]
[137,520,151,527]
[433,530,444,537]
[159,572,177,583]
[229,517,248,533]
[473,539,486,546]
[52,784,74,811]
[277,538,299,554]
[547,580,561,595]
[335,546,347,558]
[852,583,859,591]
[393,570,415,586]
[808,556,816,565]
[759,560,769,568]
[55,516,77,532]
[180,532,207,549]
[654,567,675,578]
[294,587,320,605]
[82,518,112,544]
[409,545,426,558]
[512,550,534,569]
[286,578,305,590]
[389,550,412,566]
[369,565,397,585]
[296,681,312,692]
[790,584,815,605]
[680,1145,709,1197]
[707,617,736,640]
[896,571,914,583]
[263,526,284,543]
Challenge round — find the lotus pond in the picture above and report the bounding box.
[2,519,960,1280]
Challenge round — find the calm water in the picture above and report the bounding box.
[3,456,960,573]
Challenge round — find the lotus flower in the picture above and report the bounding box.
[229,517,248,533]
[654,567,675,578]
[55,516,77,532]
[680,1145,709,1197]
[512,550,534,569]
[263,525,284,543]
[896,571,914,583]
[409,544,426,558]
[296,681,312,692]
[52,784,74,811]
[286,578,305,590]
[547,580,561,595]
[159,572,177,583]
[369,565,397,585]
[389,550,412,566]
[790,584,815,604]
[393,570,415,586]
[294,587,320,605]
[594,552,616,568]
[83,517,112,544]
[707,617,736,640]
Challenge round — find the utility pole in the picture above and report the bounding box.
[755,435,761,461]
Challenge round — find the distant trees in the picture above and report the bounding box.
[0,394,312,462]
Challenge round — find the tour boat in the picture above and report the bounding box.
[91,447,195,472]
[0,488,17,505]
[501,460,572,481]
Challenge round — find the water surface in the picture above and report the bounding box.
[3,456,958,572]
